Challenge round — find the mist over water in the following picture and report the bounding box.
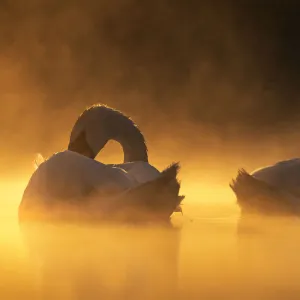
[1,1,300,299]
[2,175,300,299]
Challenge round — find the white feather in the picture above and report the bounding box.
[33,153,45,170]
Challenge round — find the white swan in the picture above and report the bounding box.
[68,104,163,184]
[68,104,184,212]
[230,159,300,216]
[19,105,184,223]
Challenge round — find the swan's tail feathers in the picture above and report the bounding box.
[230,168,296,215]
[114,162,184,221]
[174,196,185,215]
[230,169,268,200]
[33,153,45,170]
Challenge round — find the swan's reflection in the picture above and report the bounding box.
[20,220,181,300]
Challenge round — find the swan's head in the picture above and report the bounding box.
[68,107,110,158]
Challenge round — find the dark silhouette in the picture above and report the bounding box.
[69,104,148,163]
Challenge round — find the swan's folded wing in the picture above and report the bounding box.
[20,151,182,223]
[110,162,161,184]
[230,169,300,215]
[98,163,184,221]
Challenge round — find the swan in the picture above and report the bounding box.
[230,159,300,217]
[67,104,184,211]
[19,105,184,223]
[68,104,165,183]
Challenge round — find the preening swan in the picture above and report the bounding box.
[68,104,184,211]
[68,104,163,184]
[19,105,184,223]
[230,159,300,216]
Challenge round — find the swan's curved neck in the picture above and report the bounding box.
[106,116,148,163]
[97,109,148,163]
[70,105,149,163]
[113,132,148,163]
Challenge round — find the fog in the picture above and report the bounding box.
[2,178,300,299]
[1,1,300,299]
[1,1,300,168]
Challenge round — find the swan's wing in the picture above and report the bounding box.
[98,162,184,221]
[110,162,161,184]
[230,169,300,215]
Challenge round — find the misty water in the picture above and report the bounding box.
[2,178,300,300]
[1,1,299,299]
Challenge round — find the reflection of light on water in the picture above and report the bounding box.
[20,224,181,300]
[2,178,300,299]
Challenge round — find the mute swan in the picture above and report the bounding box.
[68,104,184,211]
[68,104,165,184]
[19,105,184,223]
[230,159,300,216]
[19,152,183,223]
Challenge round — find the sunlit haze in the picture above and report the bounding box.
[1,1,300,299]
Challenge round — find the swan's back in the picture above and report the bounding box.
[252,158,300,195]
[20,151,137,217]
[111,162,161,184]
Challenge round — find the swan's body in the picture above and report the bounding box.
[230,158,300,216]
[20,151,182,222]
[20,151,132,221]
[252,158,300,195]
[19,104,184,222]
[25,151,137,201]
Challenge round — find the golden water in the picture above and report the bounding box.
[1,178,300,300]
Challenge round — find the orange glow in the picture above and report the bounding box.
[0,1,298,298]
[1,167,300,299]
